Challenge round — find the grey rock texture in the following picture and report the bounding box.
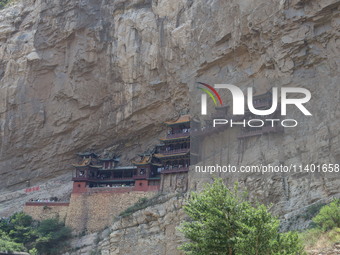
[0,0,339,253]
[0,0,188,195]
[63,194,186,255]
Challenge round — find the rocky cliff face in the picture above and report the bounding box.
[63,194,187,255]
[0,0,340,252]
[64,194,339,255]
[0,0,190,194]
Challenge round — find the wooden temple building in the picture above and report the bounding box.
[131,152,162,191]
[71,115,191,193]
[71,91,282,194]
[71,152,138,193]
[154,115,190,174]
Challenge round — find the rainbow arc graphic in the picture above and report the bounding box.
[197,82,223,106]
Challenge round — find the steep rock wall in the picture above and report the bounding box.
[63,0,340,252]
[0,0,189,194]
[66,190,155,233]
[65,194,186,255]
[0,0,339,252]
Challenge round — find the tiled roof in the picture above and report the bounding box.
[72,158,91,167]
[132,156,151,165]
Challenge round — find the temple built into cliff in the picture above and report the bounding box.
[154,115,190,174]
[71,115,190,194]
[24,115,191,233]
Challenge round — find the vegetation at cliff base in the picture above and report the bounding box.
[0,212,72,254]
[178,179,306,255]
[0,230,25,252]
[299,199,340,250]
[312,199,340,231]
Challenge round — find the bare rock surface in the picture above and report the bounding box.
[0,0,339,253]
[0,0,188,197]
[63,194,186,255]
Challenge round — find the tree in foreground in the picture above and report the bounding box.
[35,218,72,255]
[7,212,38,249]
[178,178,305,255]
[0,213,71,255]
[0,230,26,253]
[0,212,37,251]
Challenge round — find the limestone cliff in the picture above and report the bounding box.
[0,0,339,253]
[64,194,187,255]
[0,0,189,195]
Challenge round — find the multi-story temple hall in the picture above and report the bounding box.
[154,115,190,174]
[71,115,191,194]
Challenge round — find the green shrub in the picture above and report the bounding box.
[35,218,72,255]
[312,199,340,231]
[272,231,305,255]
[0,212,72,255]
[3,212,38,249]
[302,202,326,221]
[0,230,26,252]
[178,179,306,255]
[29,247,38,255]
[0,0,11,9]
[327,227,340,243]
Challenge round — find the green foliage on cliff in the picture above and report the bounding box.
[0,230,26,253]
[301,202,326,221]
[0,212,71,254]
[0,0,11,9]
[299,200,340,250]
[312,199,340,231]
[0,212,37,250]
[178,179,306,255]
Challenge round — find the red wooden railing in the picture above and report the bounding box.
[72,176,134,181]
